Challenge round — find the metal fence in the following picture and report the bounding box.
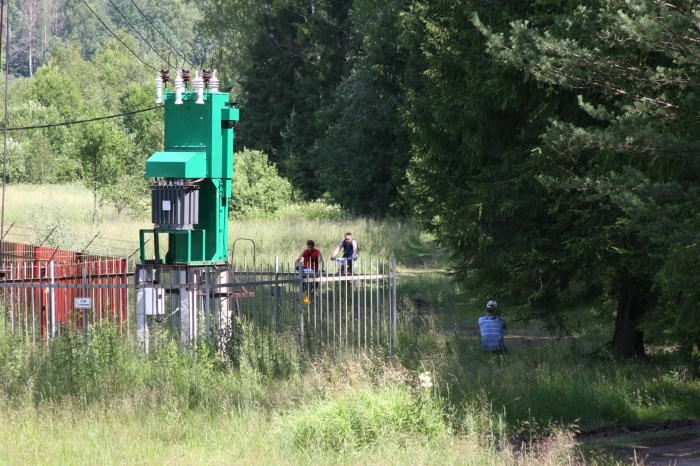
[135,258,398,357]
[0,247,129,342]
[0,252,397,357]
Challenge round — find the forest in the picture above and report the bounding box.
[4,0,700,364]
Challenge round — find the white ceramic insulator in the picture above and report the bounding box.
[194,70,205,104]
[174,70,184,105]
[209,69,219,93]
[155,72,163,105]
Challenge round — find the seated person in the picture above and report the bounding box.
[478,300,507,353]
[295,240,323,272]
[295,240,323,293]
[330,232,358,274]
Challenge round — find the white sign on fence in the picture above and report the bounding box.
[74,297,92,309]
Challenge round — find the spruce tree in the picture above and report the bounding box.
[476,0,700,357]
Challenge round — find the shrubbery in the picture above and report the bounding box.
[276,385,450,452]
[274,198,345,221]
[230,149,295,219]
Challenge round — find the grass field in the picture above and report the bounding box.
[0,183,699,465]
[0,183,426,265]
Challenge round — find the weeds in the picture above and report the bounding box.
[0,185,697,464]
[276,384,450,452]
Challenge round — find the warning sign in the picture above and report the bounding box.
[74,297,92,309]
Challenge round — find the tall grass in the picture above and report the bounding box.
[1,183,149,251]
[0,320,684,464]
[229,216,424,265]
[1,184,425,266]
[0,183,695,464]
[397,307,700,432]
[0,325,607,465]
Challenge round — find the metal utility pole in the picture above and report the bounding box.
[0,0,8,272]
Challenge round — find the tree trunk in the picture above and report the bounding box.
[93,184,97,225]
[612,278,651,358]
[28,32,33,76]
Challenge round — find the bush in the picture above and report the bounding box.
[276,385,450,452]
[274,198,345,221]
[230,149,294,219]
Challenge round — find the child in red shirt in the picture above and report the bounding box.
[295,240,324,272]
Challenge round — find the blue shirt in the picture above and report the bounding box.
[478,315,506,352]
[340,239,357,259]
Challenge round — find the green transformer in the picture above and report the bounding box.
[139,74,239,265]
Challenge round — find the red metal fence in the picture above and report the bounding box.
[0,241,129,340]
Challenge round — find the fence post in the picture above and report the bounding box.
[274,256,279,335]
[299,264,304,354]
[49,260,56,340]
[135,267,149,352]
[2,255,399,357]
[391,258,397,356]
[82,266,88,344]
[175,268,192,346]
[204,266,211,341]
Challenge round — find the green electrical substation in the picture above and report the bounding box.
[139,70,238,265]
[135,70,240,349]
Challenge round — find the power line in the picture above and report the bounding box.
[1,106,163,131]
[79,0,158,71]
[128,0,191,68]
[107,0,173,68]
[1,0,8,269]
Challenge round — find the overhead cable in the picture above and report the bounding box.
[79,0,158,71]
[2,106,163,131]
[107,0,173,68]
[128,0,191,68]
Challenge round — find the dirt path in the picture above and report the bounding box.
[578,421,700,465]
[454,323,700,463]
[456,323,558,348]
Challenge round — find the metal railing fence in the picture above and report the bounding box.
[0,256,397,358]
[135,257,397,358]
[0,258,129,343]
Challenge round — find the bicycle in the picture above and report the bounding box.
[330,256,356,275]
[296,266,320,304]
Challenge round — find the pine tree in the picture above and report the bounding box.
[476,0,700,357]
[406,0,587,337]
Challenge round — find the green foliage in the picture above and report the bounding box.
[78,121,139,222]
[26,204,84,248]
[28,46,96,119]
[0,323,260,411]
[311,64,411,215]
[1,253,699,464]
[309,0,412,215]
[405,0,581,332]
[119,82,164,159]
[215,0,354,175]
[201,0,412,215]
[396,301,700,431]
[0,333,32,399]
[229,149,294,219]
[4,39,157,220]
[99,173,150,219]
[9,0,207,72]
[276,385,450,452]
[474,0,700,357]
[404,0,700,357]
[33,323,130,402]
[273,199,345,222]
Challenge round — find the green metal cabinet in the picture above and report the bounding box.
[140,90,239,265]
